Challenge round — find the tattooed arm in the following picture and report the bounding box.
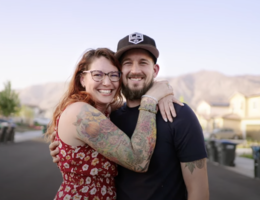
[181,159,209,200]
[72,97,157,172]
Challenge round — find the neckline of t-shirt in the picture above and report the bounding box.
[122,102,140,111]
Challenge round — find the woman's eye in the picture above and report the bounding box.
[111,73,119,77]
[93,73,102,77]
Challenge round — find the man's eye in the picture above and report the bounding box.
[123,62,131,65]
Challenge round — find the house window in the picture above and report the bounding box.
[252,101,257,110]
[231,103,235,113]
[240,102,243,110]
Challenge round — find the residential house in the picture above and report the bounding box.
[14,104,48,126]
[196,92,260,140]
[196,100,230,131]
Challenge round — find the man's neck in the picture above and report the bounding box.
[126,99,141,108]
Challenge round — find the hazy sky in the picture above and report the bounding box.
[0,0,259,90]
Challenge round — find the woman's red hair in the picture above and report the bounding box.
[45,48,123,140]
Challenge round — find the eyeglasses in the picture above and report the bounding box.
[82,70,121,82]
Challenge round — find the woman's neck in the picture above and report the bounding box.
[95,103,107,114]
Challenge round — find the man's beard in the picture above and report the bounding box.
[121,78,154,101]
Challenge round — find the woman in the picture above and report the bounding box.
[46,48,176,200]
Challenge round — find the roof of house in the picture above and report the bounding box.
[229,91,260,99]
[222,113,241,120]
[202,99,229,107]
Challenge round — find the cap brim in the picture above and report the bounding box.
[115,44,159,60]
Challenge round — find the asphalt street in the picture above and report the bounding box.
[0,139,260,200]
[0,140,62,200]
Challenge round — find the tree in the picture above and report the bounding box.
[0,81,20,118]
[19,105,35,125]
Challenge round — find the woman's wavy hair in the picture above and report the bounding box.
[45,48,123,140]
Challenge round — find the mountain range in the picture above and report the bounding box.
[17,70,260,116]
[168,70,260,106]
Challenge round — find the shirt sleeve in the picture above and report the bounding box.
[172,104,207,162]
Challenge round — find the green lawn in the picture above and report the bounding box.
[15,124,40,132]
[239,154,253,159]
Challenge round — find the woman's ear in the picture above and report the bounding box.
[80,75,85,88]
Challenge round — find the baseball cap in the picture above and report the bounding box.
[115,32,159,63]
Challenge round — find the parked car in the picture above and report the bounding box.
[209,128,240,139]
[0,119,16,127]
[0,119,10,129]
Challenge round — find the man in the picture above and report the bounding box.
[50,32,209,200]
[112,32,208,200]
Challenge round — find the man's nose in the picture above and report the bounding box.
[130,62,141,73]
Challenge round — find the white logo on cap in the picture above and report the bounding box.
[129,32,143,44]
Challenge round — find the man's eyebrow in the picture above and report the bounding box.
[140,58,149,62]
[121,58,131,63]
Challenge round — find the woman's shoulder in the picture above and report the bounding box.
[61,102,101,122]
[65,102,91,112]
[60,102,89,120]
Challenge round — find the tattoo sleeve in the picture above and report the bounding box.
[74,97,157,172]
[184,158,206,174]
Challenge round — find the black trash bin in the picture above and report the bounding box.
[205,140,218,162]
[0,123,9,143]
[215,140,237,166]
[251,146,260,179]
[0,125,3,143]
[6,127,15,142]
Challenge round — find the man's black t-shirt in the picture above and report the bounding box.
[110,103,207,200]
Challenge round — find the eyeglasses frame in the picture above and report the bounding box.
[82,70,122,82]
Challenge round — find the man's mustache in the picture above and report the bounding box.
[127,73,146,78]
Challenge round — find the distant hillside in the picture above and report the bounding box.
[17,82,68,111]
[168,70,260,107]
[17,71,260,115]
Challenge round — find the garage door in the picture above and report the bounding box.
[246,125,260,141]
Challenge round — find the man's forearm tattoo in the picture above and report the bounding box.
[185,159,205,174]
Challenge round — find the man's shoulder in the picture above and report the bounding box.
[170,103,201,130]
[174,103,196,118]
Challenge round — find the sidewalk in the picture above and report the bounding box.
[209,151,255,179]
[14,130,44,143]
[224,156,254,178]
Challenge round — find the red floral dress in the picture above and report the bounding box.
[54,117,118,200]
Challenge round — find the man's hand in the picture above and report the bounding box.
[49,131,60,163]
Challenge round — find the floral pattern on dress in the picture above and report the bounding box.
[54,117,117,200]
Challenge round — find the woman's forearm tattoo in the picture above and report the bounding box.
[73,98,157,172]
